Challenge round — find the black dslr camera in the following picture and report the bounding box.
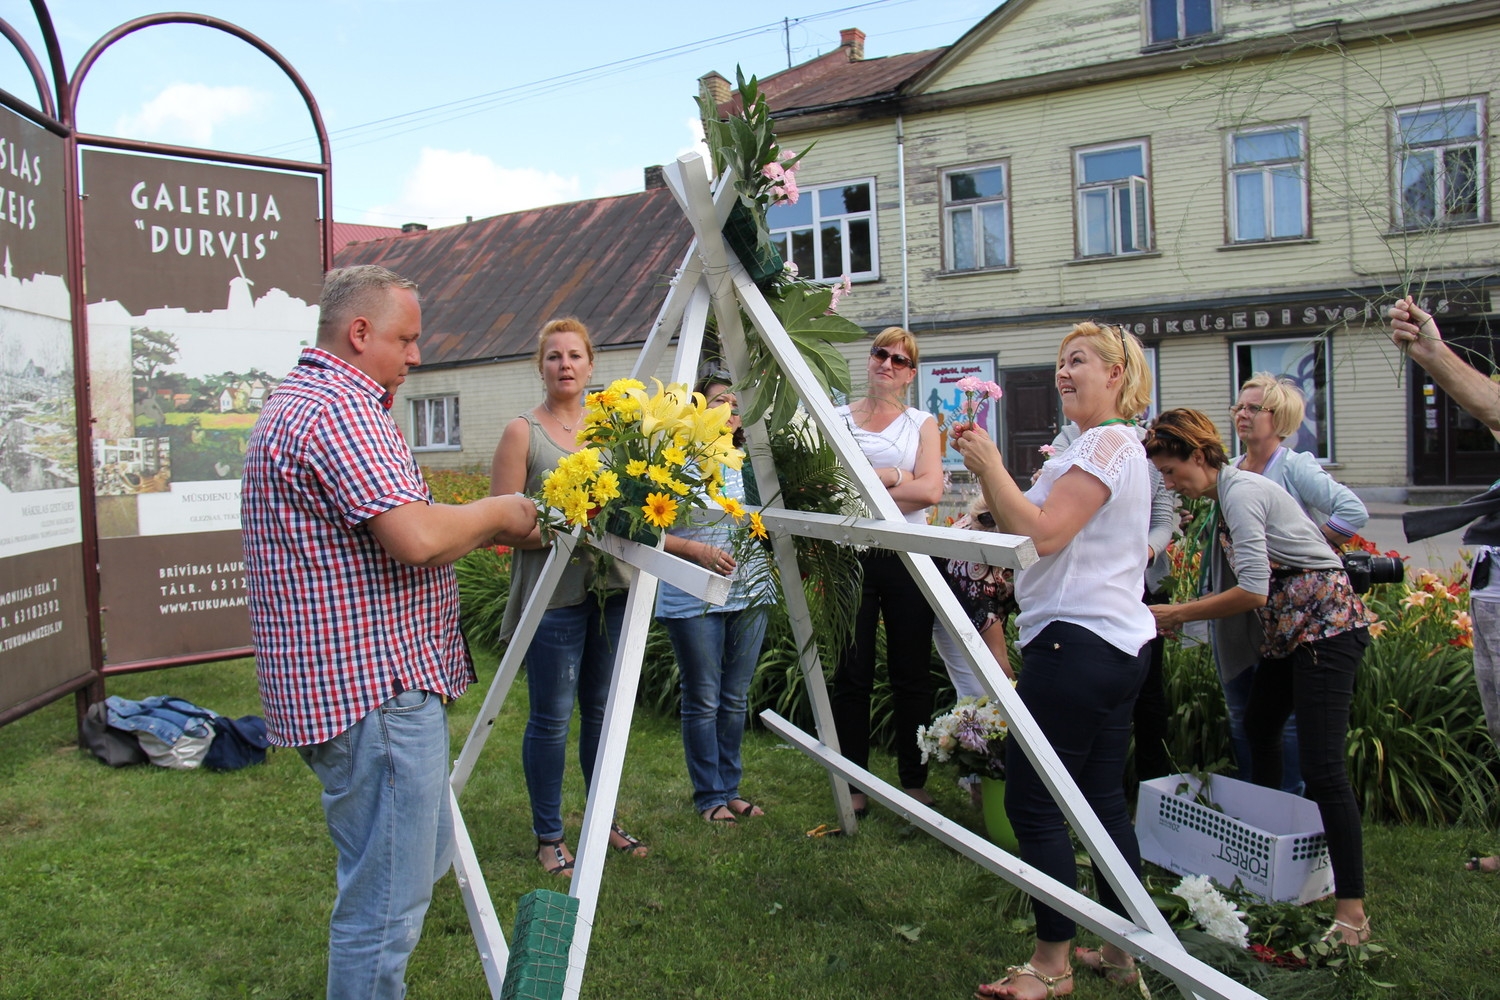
[1342,551,1403,594]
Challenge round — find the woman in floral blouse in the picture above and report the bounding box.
[1144,408,1375,948]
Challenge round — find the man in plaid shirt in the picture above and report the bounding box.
[243,265,535,999]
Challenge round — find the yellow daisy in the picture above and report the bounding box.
[748,511,768,540]
[716,495,747,522]
[626,459,648,478]
[642,492,679,529]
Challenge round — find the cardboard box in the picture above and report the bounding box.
[1136,772,1333,904]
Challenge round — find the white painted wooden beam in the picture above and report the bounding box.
[761,711,1269,1000]
[754,506,1037,569]
[588,530,730,605]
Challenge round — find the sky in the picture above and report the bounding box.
[0,0,994,228]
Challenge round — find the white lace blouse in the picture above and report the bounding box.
[1014,424,1155,654]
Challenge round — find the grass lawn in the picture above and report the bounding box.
[1,654,1497,999]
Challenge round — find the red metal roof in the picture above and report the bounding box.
[721,48,945,118]
[332,188,693,368]
[329,221,404,252]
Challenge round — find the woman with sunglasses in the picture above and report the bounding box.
[1222,374,1368,794]
[1145,407,1374,948]
[952,322,1156,999]
[832,326,945,814]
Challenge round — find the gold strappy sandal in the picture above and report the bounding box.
[974,962,1073,999]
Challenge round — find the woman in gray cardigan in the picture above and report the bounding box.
[1225,373,1368,793]
[1145,408,1375,947]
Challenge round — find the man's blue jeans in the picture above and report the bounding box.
[298,689,453,1000]
[522,594,627,841]
[662,607,770,813]
[1223,663,1303,795]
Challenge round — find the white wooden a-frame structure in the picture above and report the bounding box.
[446,151,1267,1000]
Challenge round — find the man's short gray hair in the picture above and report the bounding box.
[317,265,420,343]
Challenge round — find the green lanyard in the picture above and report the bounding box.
[1193,501,1219,597]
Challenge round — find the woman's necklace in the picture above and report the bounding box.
[543,399,579,433]
[856,394,901,428]
[1097,417,1134,427]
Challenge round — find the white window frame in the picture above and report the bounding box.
[1226,122,1308,243]
[1393,96,1487,229]
[942,162,1011,271]
[410,394,461,451]
[1145,0,1217,45]
[1141,343,1161,425]
[1074,141,1152,258]
[1231,336,1332,462]
[767,178,878,282]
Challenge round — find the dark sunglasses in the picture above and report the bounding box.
[870,345,915,370]
[976,511,995,528]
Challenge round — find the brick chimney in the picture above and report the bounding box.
[840,28,866,61]
[400,222,428,233]
[643,165,667,190]
[698,71,731,109]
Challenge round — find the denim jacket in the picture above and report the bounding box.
[106,695,216,745]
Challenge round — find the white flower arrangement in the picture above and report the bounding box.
[916,696,1009,780]
[1173,874,1251,949]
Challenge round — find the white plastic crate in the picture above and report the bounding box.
[1136,772,1334,904]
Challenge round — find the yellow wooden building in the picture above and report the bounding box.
[704,0,1498,491]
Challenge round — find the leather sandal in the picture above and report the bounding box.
[1321,917,1370,946]
[609,823,649,857]
[536,836,574,877]
[1464,853,1500,872]
[727,798,763,818]
[1075,947,1149,998]
[974,962,1072,999]
[702,804,737,824]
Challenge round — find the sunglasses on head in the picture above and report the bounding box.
[870,345,914,370]
[976,511,995,528]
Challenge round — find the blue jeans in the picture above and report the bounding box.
[1004,621,1148,943]
[522,594,627,840]
[298,689,453,1000]
[662,607,770,813]
[1223,664,1304,795]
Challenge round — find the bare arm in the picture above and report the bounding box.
[1391,295,1500,436]
[663,532,734,575]
[875,417,944,513]
[490,415,545,550]
[368,494,537,568]
[979,621,1015,680]
[952,423,1108,557]
[1150,586,1265,632]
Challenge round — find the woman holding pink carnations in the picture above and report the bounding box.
[951,322,1155,999]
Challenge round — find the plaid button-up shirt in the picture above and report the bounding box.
[242,348,474,746]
